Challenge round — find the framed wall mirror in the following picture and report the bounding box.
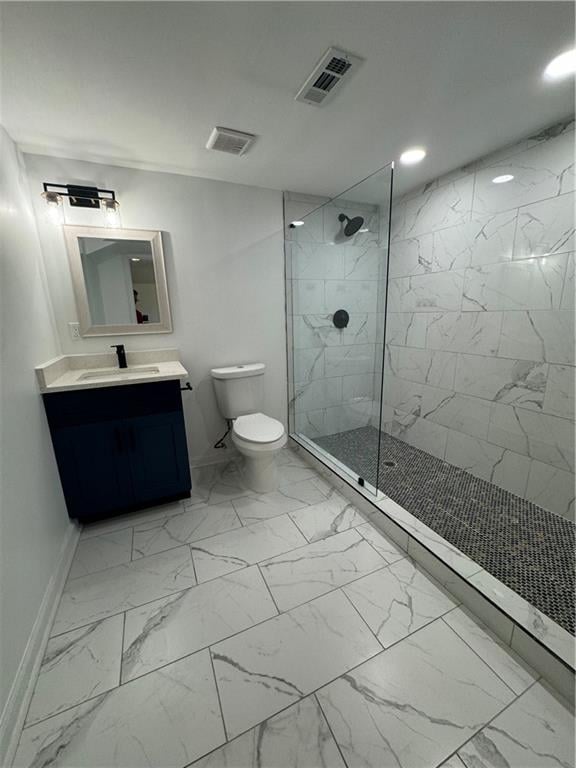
[64,226,172,336]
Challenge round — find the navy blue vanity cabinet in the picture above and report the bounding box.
[43,380,191,523]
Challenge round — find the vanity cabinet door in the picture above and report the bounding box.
[51,420,133,520]
[125,412,191,506]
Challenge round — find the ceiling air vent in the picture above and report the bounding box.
[206,127,256,156]
[295,47,363,106]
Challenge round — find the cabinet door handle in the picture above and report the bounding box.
[129,426,136,452]
[114,427,124,454]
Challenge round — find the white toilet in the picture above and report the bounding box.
[211,363,287,493]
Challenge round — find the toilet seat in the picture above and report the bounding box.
[233,413,285,444]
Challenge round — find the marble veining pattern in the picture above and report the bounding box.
[211,589,382,738]
[457,682,574,768]
[317,620,515,768]
[344,557,458,647]
[25,616,123,726]
[121,566,277,682]
[191,695,346,768]
[14,447,574,767]
[259,528,387,611]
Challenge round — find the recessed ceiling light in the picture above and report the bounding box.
[290,220,304,228]
[544,49,576,81]
[492,174,514,184]
[400,147,426,166]
[131,257,141,262]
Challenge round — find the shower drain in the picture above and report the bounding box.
[382,460,397,468]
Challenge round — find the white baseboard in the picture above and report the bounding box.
[0,521,80,766]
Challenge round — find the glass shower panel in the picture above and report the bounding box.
[284,162,393,495]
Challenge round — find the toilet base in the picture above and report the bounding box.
[241,453,280,493]
[232,430,287,494]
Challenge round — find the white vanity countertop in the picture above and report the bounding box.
[36,349,189,393]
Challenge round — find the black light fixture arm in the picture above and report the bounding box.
[42,182,117,209]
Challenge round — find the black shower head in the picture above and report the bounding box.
[338,213,365,237]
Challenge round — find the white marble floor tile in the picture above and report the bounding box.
[192,695,346,768]
[191,515,307,583]
[231,487,313,525]
[356,521,407,564]
[25,615,123,726]
[80,502,184,539]
[458,682,575,768]
[211,589,382,739]
[343,557,458,647]
[52,546,197,636]
[276,461,320,486]
[260,528,387,611]
[186,461,253,507]
[318,619,515,768]
[289,492,367,543]
[121,566,277,683]
[442,607,538,695]
[132,503,242,559]
[68,529,133,579]
[14,650,225,768]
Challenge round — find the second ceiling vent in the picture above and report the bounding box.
[206,127,256,156]
[295,47,363,106]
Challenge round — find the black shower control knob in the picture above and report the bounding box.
[333,309,349,329]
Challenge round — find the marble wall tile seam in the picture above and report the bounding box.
[382,390,571,468]
[409,341,573,376]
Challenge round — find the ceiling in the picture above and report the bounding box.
[2,2,574,198]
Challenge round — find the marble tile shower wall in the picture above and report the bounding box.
[284,192,387,439]
[383,120,575,520]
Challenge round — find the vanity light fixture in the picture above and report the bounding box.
[492,174,514,184]
[399,147,426,165]
[42,183,119,223]
[544,49,576,81]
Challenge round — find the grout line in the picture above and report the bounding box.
[119,612,127,687]
[208,648,229,743]
[339,589,385,652]
[314,692,352,768]
[255,563,281,615]
[432,678,541,768]
[440,612,540,697]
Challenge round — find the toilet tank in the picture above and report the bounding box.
[211,363,265,419]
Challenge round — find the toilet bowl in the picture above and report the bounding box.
[232,412,287,493]
[210,364,286,494]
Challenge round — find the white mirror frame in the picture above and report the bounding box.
[64,225,173,337]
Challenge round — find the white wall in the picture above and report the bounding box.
[24,154,287,464]
[0,128,72,748]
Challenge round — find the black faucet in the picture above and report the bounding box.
[111,344,128,369]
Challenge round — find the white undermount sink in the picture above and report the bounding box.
[78,366,160,381]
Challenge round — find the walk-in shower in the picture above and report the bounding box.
[284,119,575,642]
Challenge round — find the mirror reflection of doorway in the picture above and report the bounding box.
[79,238,160,326]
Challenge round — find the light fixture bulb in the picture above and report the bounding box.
[290,220,304,228]
[131,257,141,262]
[400,147,427,166]
[103,199,120,225]
[544,49,576,81]
[42,191,63,224]
[492,174,514,184]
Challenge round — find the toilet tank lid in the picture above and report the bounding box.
[211,363,265,380]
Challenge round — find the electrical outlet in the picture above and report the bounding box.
[68,322,81,341]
